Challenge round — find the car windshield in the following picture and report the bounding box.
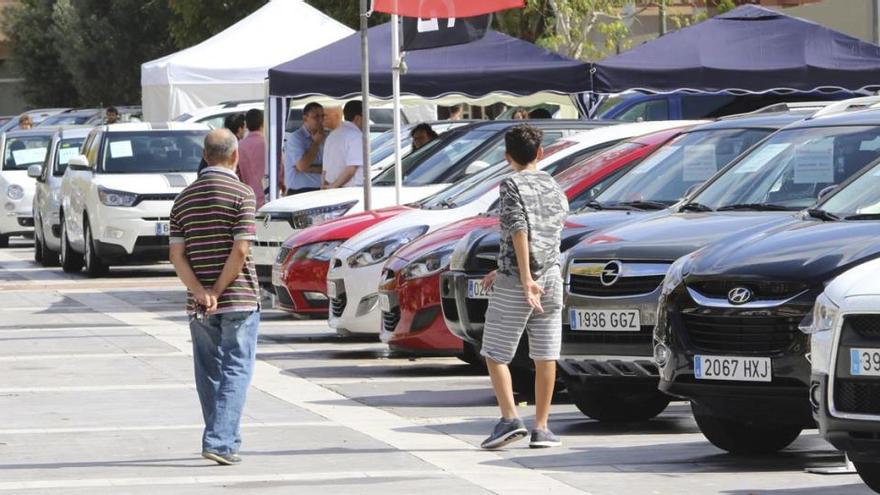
[419,161,509,209]
[3,135,51,170]
[101,131,206,174]
[595,128,772,208]
[53,137,86,175]
[40,113,96,126]
[373,129,493,186]
[555,141,644,192]
[370,133,414,166]
[816,159,880,219]
[692,125,880,211]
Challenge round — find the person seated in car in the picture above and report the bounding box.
[410,123,438,151]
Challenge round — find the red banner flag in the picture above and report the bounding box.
[372,0,524,18]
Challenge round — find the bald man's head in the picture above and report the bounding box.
[203,128,239,168]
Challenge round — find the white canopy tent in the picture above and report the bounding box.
[140,0,353,121]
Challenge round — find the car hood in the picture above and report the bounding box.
[570,211,801,262]
[282,205,413,249]
[93,173,197,194]
[391,215,499,265]
[824,257,880,305]
[259,185,445,215]
[688,219,880,286]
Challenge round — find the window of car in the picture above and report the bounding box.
[569,165,635,211]
[693,125,880,211]
[2,135,51,171]
[54,137,86,176]
[197,114,233,130]
[100,131,206,174]
[373,129,494,186]
[681,95,737,119]
[85,132,102,167]
[820,161,880,218]
[40,113,98,127]
[596,128,772,208]
[617,99,669,122]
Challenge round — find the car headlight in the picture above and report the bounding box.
[449,231,477,271]
[289,201,357,230]
[98,186,138,207]
[660,255,690,297]
[799,292,839,334]
[6,184,23,200]
[347,226,428,268]
[401,248,453,281]
[291,240,343,263]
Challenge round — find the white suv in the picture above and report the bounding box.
[0,128,58,247]
[59,123,209,276]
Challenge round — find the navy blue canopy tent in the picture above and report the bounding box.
[269,22,589,98]
[590,5,880,95]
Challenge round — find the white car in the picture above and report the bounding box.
[253,120,605,283]
[59,123,209,276]
[326,120,698,335]
[0,128,58,247]
[30,127,91,265]
[173,100,263,129]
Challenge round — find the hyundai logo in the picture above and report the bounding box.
[727,287,753,305]
[600,261,622,286]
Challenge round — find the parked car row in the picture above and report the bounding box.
[263,97,880,493]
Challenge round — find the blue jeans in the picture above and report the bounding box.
[189,310,260,455]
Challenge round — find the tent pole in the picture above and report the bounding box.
[360,0,372,211]
[392,14,402,206]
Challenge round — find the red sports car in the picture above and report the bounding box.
[377,127,692,357]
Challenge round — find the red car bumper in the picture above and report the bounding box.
[380,270,463,355]
[276,257,332,315]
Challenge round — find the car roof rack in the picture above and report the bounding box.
[219,99,263,108]
[808,95,880,119]
[718,101,834,120]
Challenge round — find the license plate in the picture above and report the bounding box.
[569,308,640,331]
[694,355,772,382]
[378,293,391,312]
[155,222,170,236]
[327,280,338,299]
[850,348,880,376]
[467,279,492,299]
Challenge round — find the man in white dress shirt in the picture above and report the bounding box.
[322,100,364,189]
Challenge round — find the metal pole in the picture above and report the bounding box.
[873,0,880,45]
[392,14,402,206]
[659,0,667,36]
[360,0,372,211]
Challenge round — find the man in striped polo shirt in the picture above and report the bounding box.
[169,128,261,466]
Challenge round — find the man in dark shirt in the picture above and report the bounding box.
[169,128,261,466]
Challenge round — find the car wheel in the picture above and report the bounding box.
[458,341,486,369]
[691,401,802,455]
[567,382,671,422]
[83,220,108,278]
[41,230,60,267]
[60,218,83,274]
[0,234,8,248]
[33,219,43,263]
[854,461,880,493]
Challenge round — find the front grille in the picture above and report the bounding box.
[330,293,347,318]
[846,315,880,340]
[255,241,283,248]
[274,285,295,308]
[569,274,663,297]
[137,193,178,204]
[382,308,401,333]
[563,325,654,345]
[473,251,499,272]
[276,247,292,264]
[466,298,488,324]
[835,379,880,415]
[681,311,803,355]
[688,280,807,301]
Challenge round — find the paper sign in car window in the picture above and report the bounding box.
[109,140,134,159]
[682,144,717,182]
[631,145,680,175]
[11,148,47,165]
[58,147,80,164]
[734,143,791,174]
[794,139,834,184]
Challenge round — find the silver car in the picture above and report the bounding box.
[30,127,90,265]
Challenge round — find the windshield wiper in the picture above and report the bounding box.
[680,202,713,212]
[717,203,792,212]
[616,200,668,211]
[438,199,456,209]
[806,208,839,222]
[843,213,880,221]
[582,200,604,211]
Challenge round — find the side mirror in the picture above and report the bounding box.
[67,155,90,171]
[818,185,837,200]
[27,164,42,179]
[465,160,491,175]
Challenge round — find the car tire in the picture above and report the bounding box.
[83,220,108,278]
[33,221,43,263]
[458,341,486,369]
[60,218,83,274]
[567,383,671,422]
[41,231,60,267]
[854,461,880,492]
[0,234,8,248]
[691,402,802,455]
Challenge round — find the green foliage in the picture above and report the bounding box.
[304,0,388,30]
[1,0,78,106]
[168,0,268,49]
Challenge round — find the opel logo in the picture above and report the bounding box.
[728,287,753,305]
[600,261,622,286]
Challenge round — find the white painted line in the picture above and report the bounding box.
[0,384,192,394]
[313,375,489,385]
[63,290,589,495]
[0,421,331,435]
[0,352,185,362]
[0,470,447,491]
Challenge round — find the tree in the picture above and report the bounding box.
[167,0,268,49]
[540,0,636,60]
[305,0,388,30]
[1,0,79,106]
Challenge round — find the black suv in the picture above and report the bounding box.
[656,135,880,454]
